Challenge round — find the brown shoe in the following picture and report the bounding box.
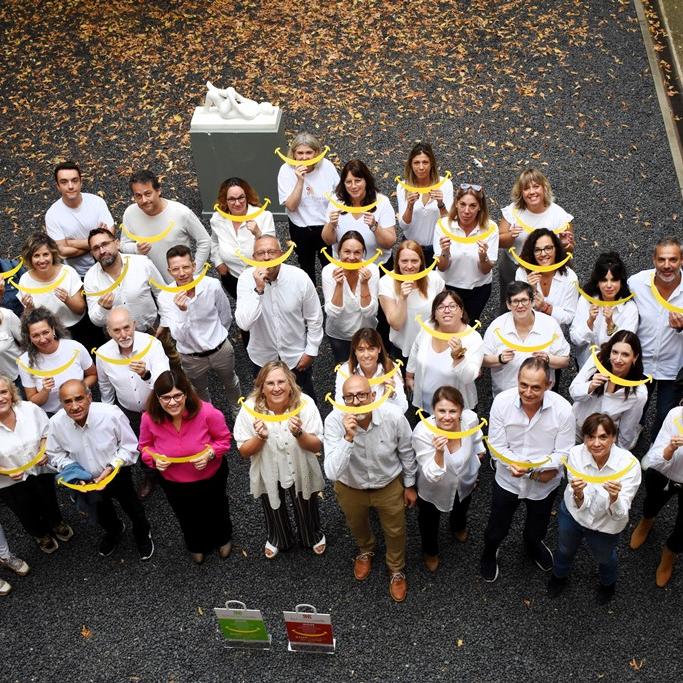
[353,551,374,581]
[389,572,407,602]
[629,517,655,550]
[656,545,677,587]
[454,528,469,543]
[423,554,439,572]
[218,541,232,559]
[137,475,156,500]
[191,552,205,565]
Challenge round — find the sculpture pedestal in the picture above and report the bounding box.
[190,107,287,217]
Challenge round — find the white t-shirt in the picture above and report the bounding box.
[45,193,114,276]
[378,271,445,356]
[434,219,499,288]
[209,207,276,278]
[18,265,84,327]
[396,177,454,246]
[278,158,340,227]
[501,202,574,254]
[326,194,396,264]
[18,339,93,415]
[0,308,22,380]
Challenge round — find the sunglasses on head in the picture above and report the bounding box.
[460,183,482,192]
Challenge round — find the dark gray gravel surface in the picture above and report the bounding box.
[1,1,682,681]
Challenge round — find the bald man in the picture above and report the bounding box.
[46,380,153,560]
[324,375,417,602]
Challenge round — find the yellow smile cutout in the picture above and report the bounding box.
[561,455,637,484]
[92,337,155,366]
[121,220,175,243]
[144,445,212,464]
[589,345,652,387]
[574,283,634,307]
[484,438,551,470]
[149,262,210,293]
[0,258,23,279]
[320,247,382,270]
[379,257,438,281]
[10,268,67,295]
[0,443,47,476]
[494,328,557,353]
[416,410,487,439]
[395,170,452,195]
[325,194,378,215]
[511,209,569,235]
[236,241,296,269]
[437,218,496,244]
[16,349,79,377]
[238,397,306,423]
[509,247,573,273]
[335,360,402,386]
[213,198,271,222]
[650,273,683,314]
[275,145,330,166]
[83,258,130,297]
[415,314,480,340]
[324,387,394,414]
[58,465,121,492]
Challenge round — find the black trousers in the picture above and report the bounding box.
[159,458,232,554]
[95,466,150,540]
[328,337,352,365]
[642,468,683,554]
[0,473,63,538]
[445,283,492,323]
[260,483,323,551]
[68,314,106,354]
[417,493,471,557]
[483,479,557,553]
[288,220,327,285]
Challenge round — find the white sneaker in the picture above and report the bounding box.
[0,554,30,576]
[0,578,11,596]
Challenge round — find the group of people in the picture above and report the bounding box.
[1,136,682,606]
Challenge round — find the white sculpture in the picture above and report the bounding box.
[204,81,274,120]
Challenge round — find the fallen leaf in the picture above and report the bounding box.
[80,625,92,639]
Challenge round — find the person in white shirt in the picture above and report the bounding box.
[45,160,114,277]
[322,230,379,363]
[497,167,574,311]
[482,281,570,396]
[96,307,170,499]
[569,331,647,449]
[157,246,241,413]
[547,413,640,604]
[120,170,212,284]
[234,361,325,559]
[480,358,574,582]
[630,405,683,587]
[397,142,453,264]
[47,380,153,560]
[627,237,683,440]
[0,284,22,386]
[235,235,323,400]
[334,328,408,414]
[378,240,445,364]
[18,307,97,416]
[0,520,30,596]
[210,177,276,300]
[434,183,499,321]
[324,375,417,603]
[406,290,484,413]
[278,132,340,284]
[570,252,639,368]
[513,228,578,328]
[0,375,72,555]
[412,386,484,572]
[84,227,164,332]
[321,159,397,267]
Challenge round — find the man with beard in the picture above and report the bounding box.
[235,235,323,400]
[84,227,165,332]
[324,375,417,602]
[627,237,683,441]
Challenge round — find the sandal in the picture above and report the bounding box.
[313,535,327,556]
[264,541,279,559]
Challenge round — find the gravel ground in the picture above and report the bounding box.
[1,1,682,681]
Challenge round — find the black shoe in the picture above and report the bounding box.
[531,541,554,572]
[547,574,568,598]
[596,582,616,605]
[480,548,500,583]
[98,520,126,557]
[136,530,154,561]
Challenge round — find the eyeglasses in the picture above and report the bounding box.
[533,245,555,255]
[342,391,371,404]
[460,183,482,192]
[91,240,115,252]
[226,195,246,204]
[158,392,185,404]
[509,297,531,307]
[436,303,459,312]
[254,249,281,259]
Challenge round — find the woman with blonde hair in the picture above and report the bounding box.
[234,360,325,559]
[278,131,340,283]
[378,240,444,365]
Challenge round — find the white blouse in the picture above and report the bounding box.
[514,266,579,327]
[396,177,454,246]
[334,360,409,414]
[278,158,340,227]
[501,202,574,253]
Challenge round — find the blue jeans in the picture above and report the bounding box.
[554,500,619,586]
[643,379,682,441]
